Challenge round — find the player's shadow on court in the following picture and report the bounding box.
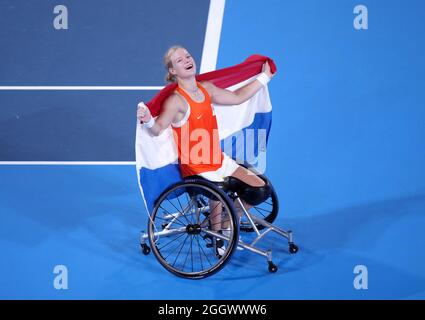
[212,193,425,282]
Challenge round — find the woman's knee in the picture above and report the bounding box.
[232,166,265,187]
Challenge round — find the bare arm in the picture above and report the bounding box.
[137,94,182,136]
[203,61,275,106]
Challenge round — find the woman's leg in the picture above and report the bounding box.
[208,164,266,229]
[231,165,265,218]
[231,165,265,187]
[208,199,223,231]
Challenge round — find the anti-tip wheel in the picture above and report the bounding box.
[268,262,278,273]
[289,243,299,254]
[141,244,151,255]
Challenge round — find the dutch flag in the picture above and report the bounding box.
[136,55,276,213]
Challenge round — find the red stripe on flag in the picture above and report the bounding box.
[146,55,276,117]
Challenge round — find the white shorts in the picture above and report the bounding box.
[198,153,240,182]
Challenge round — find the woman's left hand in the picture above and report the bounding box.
[262,61,275,79]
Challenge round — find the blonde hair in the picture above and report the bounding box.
[163,45,185,83]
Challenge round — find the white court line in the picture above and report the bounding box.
[0,86,164,91]
[0,161,136,165]
[1,1,225,165]
[200,0,226,73]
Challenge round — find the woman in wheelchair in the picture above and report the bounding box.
[137,46,297,279]
[137,46,272,216]
[137,46,273,183]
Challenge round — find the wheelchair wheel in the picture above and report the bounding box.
[238,163,279,232]
[148,178,239,279]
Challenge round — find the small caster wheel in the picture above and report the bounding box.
[141,244,151,255]
[268,262,278,273]
[289,243,299,254]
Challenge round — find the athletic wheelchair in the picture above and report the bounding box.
[139,163,298,279]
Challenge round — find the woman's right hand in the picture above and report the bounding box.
[137,102,152,123]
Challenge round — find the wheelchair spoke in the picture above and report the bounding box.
[177,194,197,225]
[252,206,271,217]
[179,197,198,224]
[160,201,188,225]
[184,192,192,220]
[170,233,190,266]
[164,197,193,225]
[208,198,223,212]
[157,232,187,251]
[239,190,277,232]
[263,200,273,206]
[154,211,187,228]
[206,200,225,228]
[253,205,272,213]
[195,235,205,270]
[175,191,184,212]
[165,197,191,223]
[149,181,239,278]
[181,192,196,223]
[197,235,214,266]
[162,232,188,260]
[155,210,196,229]
[190,235,194,272]
[199,231,212,246]
[181,235,194,272]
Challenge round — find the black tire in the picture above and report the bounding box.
[268,262,278,273]
[141,244,151,255]
[238,163,279,232]
[289,243,299,254]
[148,179,239,279]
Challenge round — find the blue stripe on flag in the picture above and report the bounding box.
[140,163,182,213]
[221,111,272,169]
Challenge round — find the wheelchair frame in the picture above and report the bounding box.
[139,174,298,279]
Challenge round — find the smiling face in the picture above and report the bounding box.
[169,48,196,81]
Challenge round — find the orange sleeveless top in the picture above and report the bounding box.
[172,82,224,177]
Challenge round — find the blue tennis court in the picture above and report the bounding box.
[1,0,425,299]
